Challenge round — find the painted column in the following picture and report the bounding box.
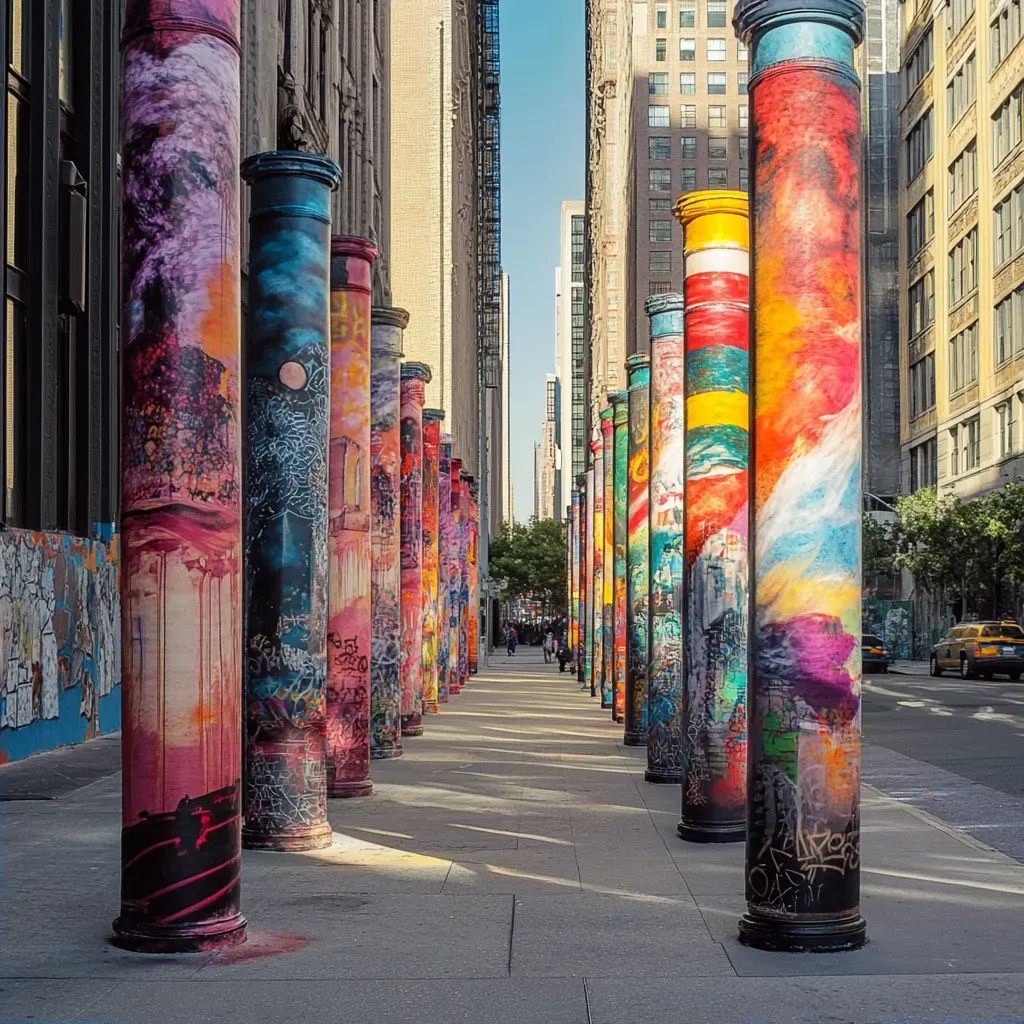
[369,307,407,759]
[421,409,445,713]
[590,440,604,700]
[600,409,615,709]
[570,488,581,671]
[326,236,377,798]
[611,392,629,723]
[467,480,480,676]
[448,458,464,695]
[458,470,473,689]
[645,294,686,785]
[583,465,596,695]
[674,190,750,844]
[240,152,339,851]
[624,354,650,746]
[115,0,246,952]
[577,475,589,685]
[735,0,866,952]
[437,434,454,702]
[399,362,431,737]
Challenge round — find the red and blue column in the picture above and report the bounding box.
[611,392,629,723]
[437,435,454,703]
[421,409,445,714]
[448,459,464,695]
[600,409,615,710]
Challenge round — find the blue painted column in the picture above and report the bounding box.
[240,151,340,852]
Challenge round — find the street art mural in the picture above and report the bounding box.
[584,465,596,696]
[326,236,377,797]
[448,459,464,696]
[369,307,408,759]
[570,489,581,669]
[240,151,339,851]
[612,393,629,723]
[399,363,431,736]
[458,470,472,690]
[0,529,119,764]
[590,441,604,701]
[735,0,867,951]
[421,410,445,713]
[115,0,247,951]
[577,478,589,686]
[645,294,686,784]
[467,481,480,676]
[675,190,749,844]
[600,408,615,710]
[437,436,454,703]
[624,355,650,746]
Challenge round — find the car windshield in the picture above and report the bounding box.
[980,624,1024,638]
[862,636,883,647]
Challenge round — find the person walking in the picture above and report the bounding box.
[543,629,555,664]
[506,624,518,657]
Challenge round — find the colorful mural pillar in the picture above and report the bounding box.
[735,0,866,952]
[115,0,247,953]
[611,392,629,723]
[674,190,750,844]
[570,487,581,672]
[458,470,473,690]
[437,434,454,703]
[590,439,604,700]
[577,475,589,686]
[624,354,650,746]
[645,293,686,785]
[421,409,445,714]
[369,306,407,759]
[448,458,464,695]
[399,362,431,737]
[600,408,615,710]
[467,479,480,676]
[325,235,377,798]
[239,151,339,852]
[584,464,597,696]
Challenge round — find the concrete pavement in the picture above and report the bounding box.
[3,650,1024,1023]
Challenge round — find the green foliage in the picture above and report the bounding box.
[490,517,568,614]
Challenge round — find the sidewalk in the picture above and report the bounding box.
[889,659,932,676]
[3,649,1024,1023]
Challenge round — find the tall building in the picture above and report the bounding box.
[500,271,513,526]
[898,0,1024,499]
[556,201,587,514]
[535,374,560,522]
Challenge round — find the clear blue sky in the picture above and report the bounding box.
[500,0,584,523]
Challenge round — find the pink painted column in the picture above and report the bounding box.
[326,236,377,797]
[399,362,431,736]
[437,435,455,702]
[458,470,472,691]
[421,409,445,713]
[467,479,480,676]
[115,0,246,952]
[448,459,464,696]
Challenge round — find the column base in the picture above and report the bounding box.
[242,820,334,852]
[622,731,647,746]
[738,909,867,953]
[371,745,404,760]
[600,700,613,709]
[327,779,374,799]
[612,713,624,724]
[644,767,682,784]
[402,725,424,737]
[440,694,450,703]
[423,700,440,714]
[112,912,248,954]
[677,821,745,844]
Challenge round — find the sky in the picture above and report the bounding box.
[500,0,585,524]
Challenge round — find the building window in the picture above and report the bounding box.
[679,0,696,27]
[709,105,726,127]
[650,219,673,243]
[708,72,727,94]
[680,72,696,94]
[681,167,697,192]
[995,282,1024,361]
[738,104,748,128]
[910,437,938,491]
[681,104,697,127]
[648,104,670,127]
[907,107,934,183]
[994,179,1024,268]
[904,25,933,97]
[993,83,1024,167]
[991,0,1022,71]
[738,71,748,95]
[650,72,669,95]
[650,197,673,212]
[948,140,977,211]
[949,321,979,392]
[950,427,960,477]
[946,53,976,129]
[680,38,696,61]
[739,167,749,191]
[738,40,749,62]
[948,227,979,305]
[649,281,674,295]
[909,352,936,418]
[708,168,729,188]
[650,251,672,273]
[649,136,671,160]
[965,415,981,469]
[707,37,727,60]
[655,38,668,61]
[908,270,936,336]
[649,168,672,191]
[739,136,748,161]
[656,3,669,28]
[708,136,728,158]
[681,135,697,158]
[707,0,727,26]
[948,0,975,38]
[907,190,935,257]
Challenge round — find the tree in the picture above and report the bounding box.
[489,517,568,615]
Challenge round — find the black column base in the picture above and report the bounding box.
[738,908,867,953]
[112,912,248,954]
[644,767,682,784]
[622,731,646,746]
[676,820,744,844]
[600,699,613,709]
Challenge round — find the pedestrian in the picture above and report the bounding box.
[506,624,518,657]
[543,629,554,663]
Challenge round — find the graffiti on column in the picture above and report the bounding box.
[437,436,454,702]
[645,294,686,785]
[570,488,581,671]
[448,460,464,695]
[467,483,480,676]
[578,479,590,686]
[326,236,377,797]
[736,0,866,951]
[590,443,603,700]
[458,471,472,690]
[421,410,445,713]
[115,0,246,952]
[611,393,629,723]
[675,191,749,843]
[601,409,615,710]
[240,152,340,850]
[370,308,408,759]
[624,354,650,746]
[399,363,431,736]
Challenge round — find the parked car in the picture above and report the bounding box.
[929,621,1024,680]
[861,634,890,673]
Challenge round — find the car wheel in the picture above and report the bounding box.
[930,654,942,677]
[960,656,975,680]
[1010,671,1021,682]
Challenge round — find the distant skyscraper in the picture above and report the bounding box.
[500,272,513,525]
[535,374,560,522]
[556,201,586,514]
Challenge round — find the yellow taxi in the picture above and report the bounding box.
[929,621,1024,681]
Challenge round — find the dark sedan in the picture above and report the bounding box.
[862,634,890,673]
